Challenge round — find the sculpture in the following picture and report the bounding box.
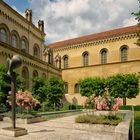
[7,55,22,128]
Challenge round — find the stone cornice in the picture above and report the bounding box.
[61,58,140,71]
[0,42,61,76]
[53,33,137,53]
[0,3,45,42]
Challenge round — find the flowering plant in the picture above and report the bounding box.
[95,95,122,111]
[8,90,40,111]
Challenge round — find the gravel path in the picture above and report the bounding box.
[0,114,114,140]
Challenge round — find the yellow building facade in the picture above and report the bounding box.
[49,25,140,105]
[1,0,140,105]
[0,1,61,89]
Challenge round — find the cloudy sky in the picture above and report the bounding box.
[5,0,139,44]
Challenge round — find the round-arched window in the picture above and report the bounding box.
[22,66,29,89]
[33,70,38,78]
[0,28,7,43]
[12,35,17,48]
[100,49,108,64]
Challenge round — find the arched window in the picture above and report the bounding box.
[120,46,128,62]
[0,28,7,43]
[100,48,108,64]
[21,40,26,51]
[22,67,29,89]
[63,55,68,69]
[33,44,40,58]
[83,51,89,66]
[11,30,19,48]
[21,36,28,52]
[12,35,17,48]
[42,73,46,78]
[64,82,68,93]
[33,70,38,78]
[74,83,79,93]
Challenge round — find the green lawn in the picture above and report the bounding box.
[119,105,140,140]
[129,111,140,140]
[134,111,140,140]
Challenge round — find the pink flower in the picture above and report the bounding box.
[112,104,119,111]
[8,90,40,111]
[95,95,122,111]
[97,104,102,110]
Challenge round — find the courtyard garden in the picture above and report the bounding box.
[0,63,140,140]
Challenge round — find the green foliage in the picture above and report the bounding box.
[78,78,94,97]
[132,0,140,46]
[129,111,140,140]
[75,114,123,126]
[32,77,47,103]
[78,77,105,97]
[107,74,139,99]
[60,104,83,111]
[134,111,140,140]
[0,64,25,111]
[16,77,25,91]
[79,74,139,106]
[0,103,8,113]
[119,105,140,111]
[45,76,64,109]
[32,76,64,110]
[0,64,11,109]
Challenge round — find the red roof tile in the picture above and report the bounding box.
[48,25,138,49]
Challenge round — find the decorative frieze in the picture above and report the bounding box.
[53,33,136,53]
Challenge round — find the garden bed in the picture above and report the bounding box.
[2,110,83,124]
[75,110,131,140]
[3,116,47,124]
[39,109,83,120]
[75,113,123,126]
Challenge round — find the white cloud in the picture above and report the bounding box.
[29,0,139,43]
[122,17,137,27]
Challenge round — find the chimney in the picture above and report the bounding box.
[38,20,44,32]
[25,9,32,22]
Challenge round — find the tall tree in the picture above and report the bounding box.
[0,64,11,110]
[0,64,24,112]
[107,74,139,105]
[132,0,140,46]
[78,77,105,97]
[32,77,47,103]
[45,76,64,109]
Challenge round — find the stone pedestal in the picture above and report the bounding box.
[0,127,27,137]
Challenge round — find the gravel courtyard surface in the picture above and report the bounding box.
[0,114,114,140]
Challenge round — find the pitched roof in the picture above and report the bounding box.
[48,25,138,49]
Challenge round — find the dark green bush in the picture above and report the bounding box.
[75,114,123,126]
[69,104,76,110]
[0,103,8,113]
[119,105,140,111]
[60,104,70,111]
[76,105,83,109]
[129,111,140,140]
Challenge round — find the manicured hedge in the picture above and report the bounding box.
[119,105,140,111]
[129,111,140,140]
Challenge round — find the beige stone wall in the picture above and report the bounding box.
[62,60,140,105]
[53,34,140,105]
[0,0,61,89]
[0,1,45,60]
[54,36,139,68]
[0,42,61,89]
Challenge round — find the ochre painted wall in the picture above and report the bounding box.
[53,34,140,105]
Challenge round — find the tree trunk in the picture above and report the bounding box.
[123,97,126,105]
